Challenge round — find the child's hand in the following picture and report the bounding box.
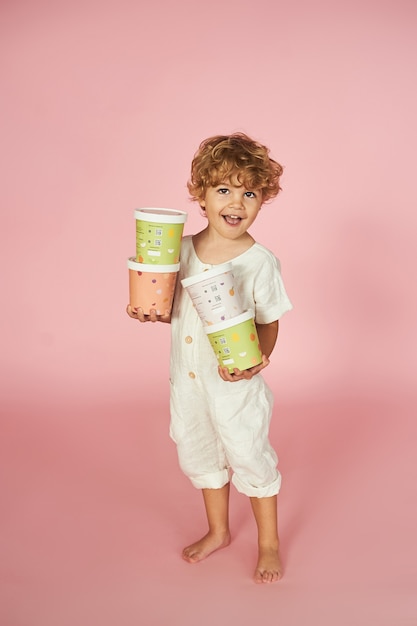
[126,304,171,323]
[217,354,270,382]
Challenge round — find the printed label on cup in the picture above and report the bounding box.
[181,263,243,326]
[204,310,262,372]
[135,208,187,265]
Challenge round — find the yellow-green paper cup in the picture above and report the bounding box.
[135,208,187,265]
[204,310,263,372]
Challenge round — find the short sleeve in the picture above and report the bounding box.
[232,245,293,325]
[252,253,293,324]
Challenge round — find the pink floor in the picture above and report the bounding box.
[2,390,416,626]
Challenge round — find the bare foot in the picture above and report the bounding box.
[182,531,231,563]
[254,545,283,583]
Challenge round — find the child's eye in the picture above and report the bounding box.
[244,191,256,198]
[218,188,230,195]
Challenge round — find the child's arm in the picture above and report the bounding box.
[126,305,171,324]
[218,320,279,382]
[256,319,279,358]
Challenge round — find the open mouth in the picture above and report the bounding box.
[223,215,242,225]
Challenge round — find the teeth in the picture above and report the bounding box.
[223,214,242,224]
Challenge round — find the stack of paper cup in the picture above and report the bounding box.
[181,264,262,372]
[127,207,187,315]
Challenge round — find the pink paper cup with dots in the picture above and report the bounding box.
[181,263,244,326]
[204,309,263,373]
[127,258,180,315]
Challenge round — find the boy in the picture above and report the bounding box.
[127,133,292,583]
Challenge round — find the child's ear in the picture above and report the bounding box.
[200,199,206,208]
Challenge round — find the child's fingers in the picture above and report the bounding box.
[160,310,171,322]
[126,304,139,319]
[127,304,171,323]
[217,366,233,381]
[146,309,158,322]
[126,305,150,322]
[218,366,245,382]
[245,356,270,377]
[217,354,271,382]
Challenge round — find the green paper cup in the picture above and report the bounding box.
[135,208,187,265]
[204,310,263,372]
[127,258,180,315]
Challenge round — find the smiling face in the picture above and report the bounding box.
[200,176,263,242]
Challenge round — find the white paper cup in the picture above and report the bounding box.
[181,263,243,326]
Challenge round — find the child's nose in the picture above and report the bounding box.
[228,193,244,209]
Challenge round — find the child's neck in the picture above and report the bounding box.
[192,227,255,265]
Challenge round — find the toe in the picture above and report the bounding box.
[254,569,264,584]
[263,570,273,583]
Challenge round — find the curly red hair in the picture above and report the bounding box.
[187,133,283,203]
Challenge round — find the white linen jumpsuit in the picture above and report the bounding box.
[169,236,292,498]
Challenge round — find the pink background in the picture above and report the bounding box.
[1,0,416,624]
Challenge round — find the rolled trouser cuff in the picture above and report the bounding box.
[189,468,231,490]
[232,471,282,498]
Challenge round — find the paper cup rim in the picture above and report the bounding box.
[134,208,188,224]
[127,258,180,272]
[204,309,255,334]
[181,262,233,288]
